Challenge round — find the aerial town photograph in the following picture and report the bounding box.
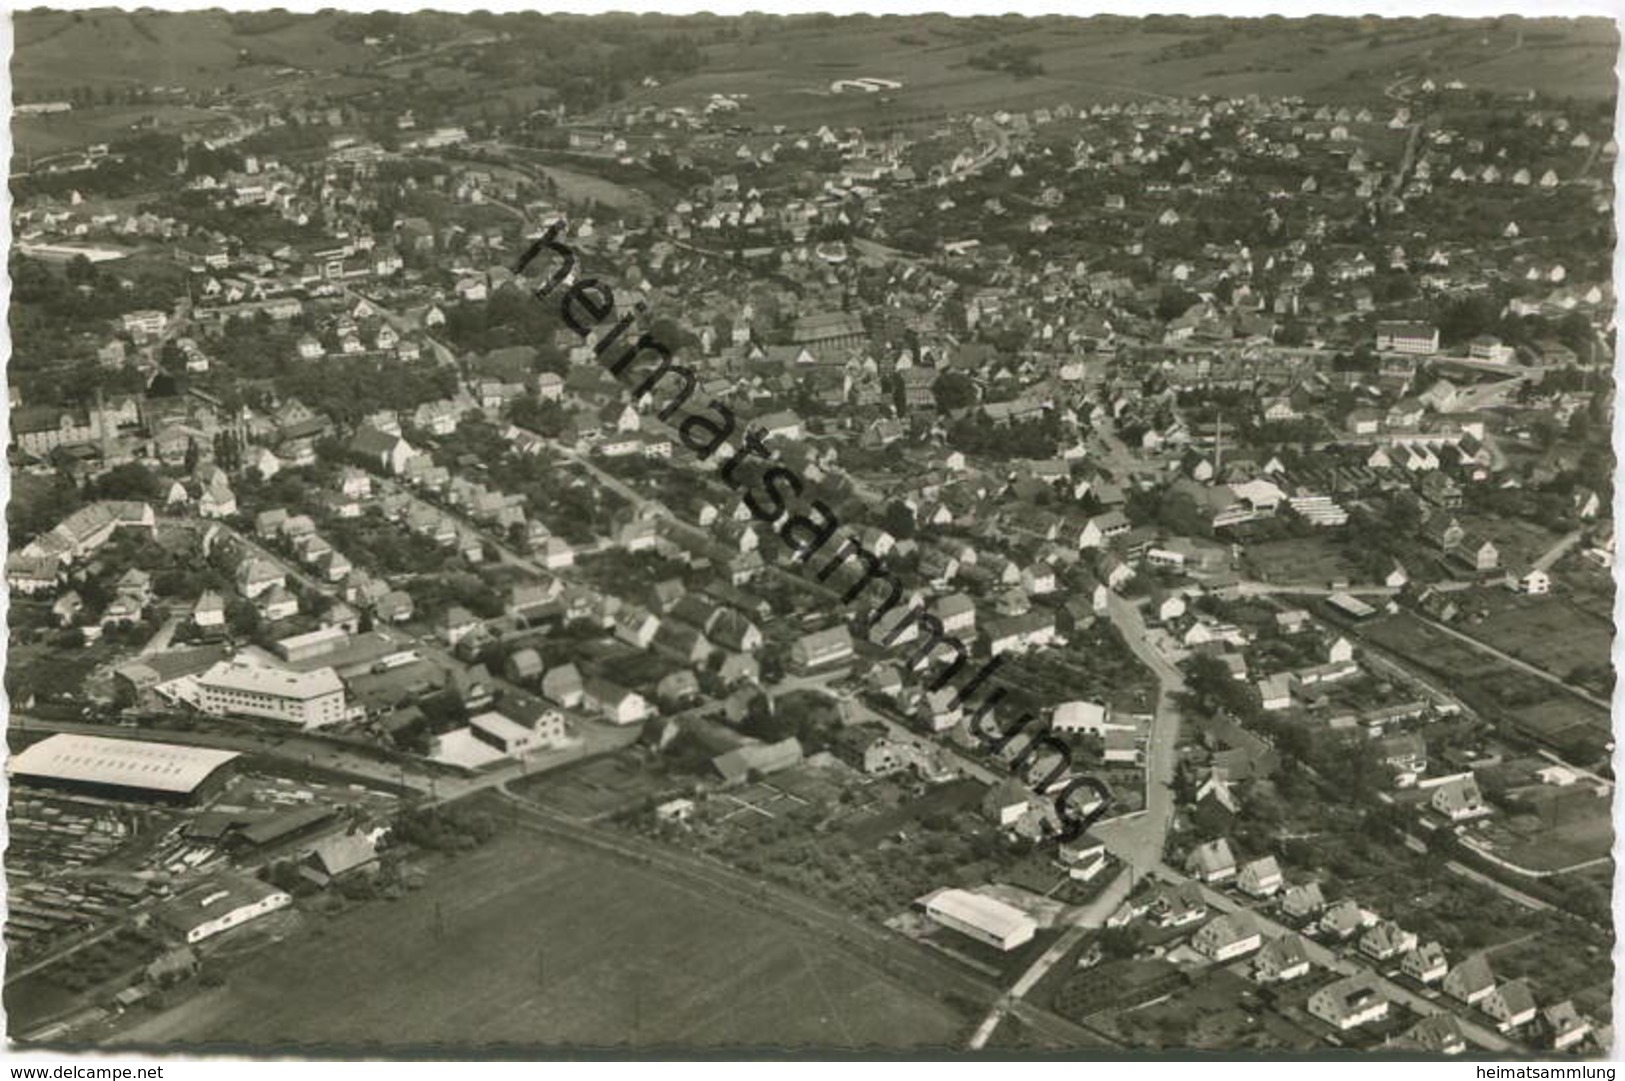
[2,7,1618,1062]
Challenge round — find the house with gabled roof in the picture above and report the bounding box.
[1237,855,1283,897]
[1402,941,1449,984]
[348,425,418,475]
[305,831,379,885]
[1309,973,1389,1030]
[1254,934,1312,983]
[582,676,651,725]
[1430,775,1489,821]
[1401,1013,1467,1055]
[1147,881,1207,928]
[1359,919,1418,961]
[541,663,584,708]
[1543,1000,1592,1051]
[1443,954,1497,1006]
[613,604,661,649]
[1318,898,1372,939]
[1483,978,1538,1032]
[1193,911,1262,961]
[1281,881,1326,920]
[1185,838,1236,883]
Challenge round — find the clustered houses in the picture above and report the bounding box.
[1099,793,1606,1049]
[5,39,1613,1057]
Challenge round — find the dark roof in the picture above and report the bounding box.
[237,804,338,846]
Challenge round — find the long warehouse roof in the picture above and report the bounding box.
[9,733,240,795]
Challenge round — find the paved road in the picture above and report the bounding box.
[138,615,181,656]
[1444,860,1552,911]
[1531,529,1584,572]
[968,921,1091,1050]
[970,589,1184,1049]
[1093,592,1183,876]
[1230,581,1398,598]
[1388,122,1423,198]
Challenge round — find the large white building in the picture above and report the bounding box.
[9,733,239,805]
[196,660,347,728]
[1375,321,1440,355]
[469,708,567,755]
[922,888,1036,951]
[1050,699,1135,737]
[156,874,291,944]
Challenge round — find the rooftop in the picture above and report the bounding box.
[9,733,239,795]
[199,660,344,700]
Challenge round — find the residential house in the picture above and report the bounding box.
[1402,942,1449,984]
[1237,855,1284,897]
[582,677,652,725]
[791,626,854,670]
[1254,934,1313,983]
[1402,1013,1468,1056]
[541,663,585,708]
[1482,979,1539,1033]
[1431,775,1489,821]
[1359,920,1418,961]
[1185,838,1237,883]
[1193,911,1262,961]
[1281,882,1325,920]
[1308,973,1390,1030]
[1543,1001,1593,1051]
[1443,955,1497,1006]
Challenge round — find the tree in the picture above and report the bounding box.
[933,370,978,411]
[225,599,261,639]
[89,463,163,502]
[880,500,917,541]
[1096,926,1139,960]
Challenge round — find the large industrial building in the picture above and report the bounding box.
[920,888,1037,952]
[8,733,240,805]
[154,873,292,944]
[195,660,347,728]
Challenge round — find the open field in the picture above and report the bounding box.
[1354,612,1610,759]
[533,161,657,215]
[14,105,230,159]
[1246,536,1365,586]
[1555,561,1615,624]
[108,828,973,1051]
[1492,813,1613,873]
[1458,590,1614,678]
[612,15,1616,132]
[13,10,376,96]
[508,753,658,821]
[843,777,986,846]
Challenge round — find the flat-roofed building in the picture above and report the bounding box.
[1375,321,1439,355]
[8,733,239,805]
[274,625,351,664]
[197,660,347,728]
[921,888,1037,952]
[469,707,567,756]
